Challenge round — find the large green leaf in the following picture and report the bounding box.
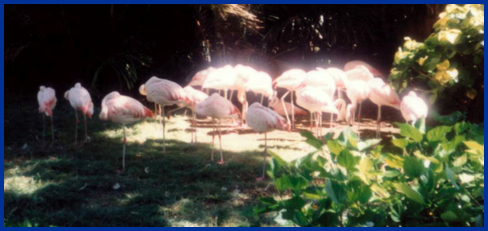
[300,131,324,150]
[426,126,452,142]
[392,138,409,149]
[337,150,359,172]
[393,182,425,204]
[357,139,381,152]
[445,165,460,190]
[396,123,423,142]
[327,140,343,156]
[325,180,346,204]
[403,156,426,179]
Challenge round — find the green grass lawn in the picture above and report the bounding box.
[4,90,400,227]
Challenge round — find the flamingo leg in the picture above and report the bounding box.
[358,102,363,139]
[310,111,314,129]
[218,120,224,165]
[280,91,291,130]
[291,91,295,128]
[50,115,54,141]
[211,121,215,161]
[193,110,197,143]
[229,90,234,102]
[122,125,126,170]
[154,103,157,117]
[161,105,166,153]
[224,89,228,100]
[84,113,88,142]
[75,110,78,144]
[260,94,264,105]
[256,132,267,181]
[376,106,382,139]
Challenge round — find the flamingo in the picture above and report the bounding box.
[400,91,428,124]
[246,102,289,181]
[64,83,94,144]
[296,84,339,136]
[344,60,383,77]
[188,66,215,94]
[99,91,153,170]
[268,94,307,117]
[273,69,307,129]
[139,77,161,117]
[234,64,258,119]
[344,65,374,130]
[145,76,191,153]
[167,86,209,143]
[345,80,371,138]
[38,86,57,141]
[304,70,337,129]
[245,71,273,105]
[196,93,241,164]
[318,67,347,101]
[368,78,401,138]
[202,65,236,100]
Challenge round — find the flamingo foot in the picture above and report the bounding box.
[162,150,167,154]
[256,177,265,182]
[123,137,127,144]
[217,160,225,165]
[116,169,124,174]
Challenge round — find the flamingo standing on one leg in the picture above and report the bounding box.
[400,91,428,124]
[38,86,57,142]
[234,64,258,121]
[145,76,191,153]
[64,83,94,144]
[273,69,307,129]
[99,91,153,170]
[246,102,289,181]
[196,93,241,164]
[368,78,401,138]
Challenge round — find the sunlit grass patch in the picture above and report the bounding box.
[4,176,53,195]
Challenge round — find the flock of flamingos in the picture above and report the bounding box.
[36,60,428,180]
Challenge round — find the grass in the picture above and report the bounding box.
[4,90,401,227]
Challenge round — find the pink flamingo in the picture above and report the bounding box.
[304,69,337,129]
[145,76,191,153]
[344,60,383,77]
[400,91,428,124]
[345,80,371,137]
[368,78,401,138]
[196,93,241,164]
[38,86,57,141]
[64,83,94,144]
[273,69,307,129]
[245,71,273,105]
[246,102,289,181]
[296,84,339,136]
[233,64,257,122]
[167,85,209,143]
[188,66,215,94]
[268,94,307,117]
[202,65,237,100]
[99,91,153,170]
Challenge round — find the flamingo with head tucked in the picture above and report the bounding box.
[99,91,153,170]
[145,76,191,153]
[38,86,57,141]
[196,93,241,164]
[64,83,94,144]
[400,91,428,124]
[246,102,289,181]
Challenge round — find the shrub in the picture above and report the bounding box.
[253,118,484,227]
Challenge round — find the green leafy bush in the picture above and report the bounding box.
[252,119,484,227]
[389,4,484,121]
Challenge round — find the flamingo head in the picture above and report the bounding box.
[139,84,147,96]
